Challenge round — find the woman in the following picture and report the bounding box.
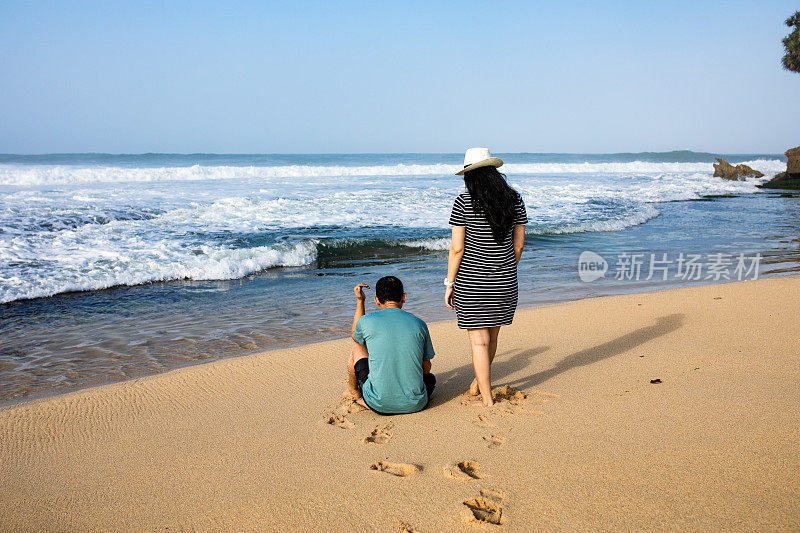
[445,148,527,407]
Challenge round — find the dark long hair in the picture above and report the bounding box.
[463,166,519,243]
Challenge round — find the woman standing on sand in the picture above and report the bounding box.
[445,148,527,407]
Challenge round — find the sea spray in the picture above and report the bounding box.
[0,153,784,303]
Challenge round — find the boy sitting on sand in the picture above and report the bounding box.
[346,276,436,414]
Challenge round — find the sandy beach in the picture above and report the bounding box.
[2,276,799,531]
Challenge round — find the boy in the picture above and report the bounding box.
[346,276,436,415]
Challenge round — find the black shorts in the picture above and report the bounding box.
[354,358,436,415]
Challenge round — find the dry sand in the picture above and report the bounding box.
[1,276,799,531]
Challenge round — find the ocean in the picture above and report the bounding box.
[1,151,797,405]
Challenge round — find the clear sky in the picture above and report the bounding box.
[1,1,798,154]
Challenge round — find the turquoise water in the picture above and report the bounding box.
[0,152,796,404]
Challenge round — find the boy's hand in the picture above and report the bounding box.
[354,283,370,301]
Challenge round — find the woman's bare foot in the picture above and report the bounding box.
[355,397,369,408]
[463,397,494,407]
[468,378,480,396]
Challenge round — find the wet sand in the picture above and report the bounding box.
[1,276,799,531]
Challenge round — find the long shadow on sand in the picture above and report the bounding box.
[500,313,685,391]
[430,313,684,407]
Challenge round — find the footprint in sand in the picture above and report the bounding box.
[363,424,393,444]
[462,496,506,525]
[347,402,369,413]
[461,385,529,407]
[482,435,506,448]
[472,414,497,428]
[370,461,420,477]
[397,522,420,532]
[334,396,369,416]
[443,460,485,481]
[480,488,506,503]
[326,415,354,429]
[492,385,528,405]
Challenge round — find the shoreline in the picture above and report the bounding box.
[2,275,799,530]
[1,272,792,410]
[4,167,798,406]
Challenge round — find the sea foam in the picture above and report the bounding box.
[0,239,317,303]
[0,159,785,186]
[0,157,782,303]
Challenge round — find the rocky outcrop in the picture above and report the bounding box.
[712,158,764,180]
[760,173,800,189]
[785,146,800,174]
[760,146,800,190]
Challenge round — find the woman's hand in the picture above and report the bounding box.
[354,283,369,300]
[445,285,455,310]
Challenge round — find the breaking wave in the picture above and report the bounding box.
[0,159,785,186]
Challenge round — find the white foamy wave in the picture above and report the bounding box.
[391,204,660,244]
[0,237,316,303]
[147,188,458,232]
[514,171,765,210]
[512,158,784,177]
[399,238,452,250]
[0,164,453,186]
[0,159,786,186]
[528,204,661,235]
[0,156,784,303]
[101,171,761,235]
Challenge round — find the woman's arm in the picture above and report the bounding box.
[513,225,525,264]
[445,226,465,309]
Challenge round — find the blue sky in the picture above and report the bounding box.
[1,1,798,154]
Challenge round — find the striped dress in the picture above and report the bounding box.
[449,191,528,329]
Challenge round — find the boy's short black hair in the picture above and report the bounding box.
[375,276,404,304]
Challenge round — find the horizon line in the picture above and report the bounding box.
[0,149,789,157]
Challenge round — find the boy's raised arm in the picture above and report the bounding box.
[351,283,370,338]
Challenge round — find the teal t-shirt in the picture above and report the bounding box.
[353,308,435,414]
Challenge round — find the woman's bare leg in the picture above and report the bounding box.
[470,326,501,395]
[468,328,494,406]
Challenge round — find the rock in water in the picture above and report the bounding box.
[760,146,800,190]
[712,158,764,180]
[785,146,800,175]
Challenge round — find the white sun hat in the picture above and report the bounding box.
[455,147,504,176]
